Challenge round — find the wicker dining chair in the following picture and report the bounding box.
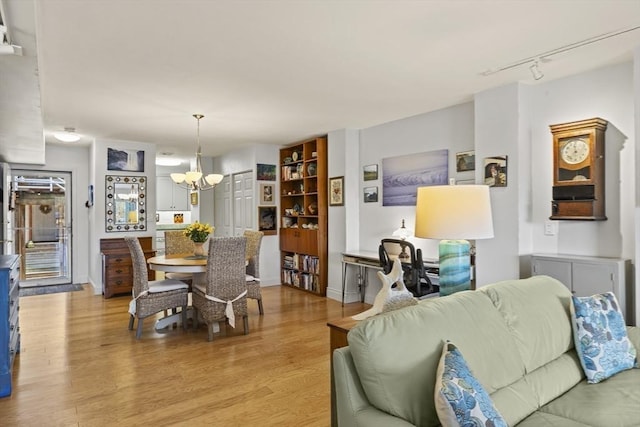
[124,236,189,339]
[192,236,249,341]
[243,229,264,315]
[163,230,198,285]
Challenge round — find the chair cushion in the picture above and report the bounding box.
[570,292,637,383]
[148,279,189,293]
[435,341,507,427]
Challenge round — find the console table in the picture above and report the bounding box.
[341,250,439,305]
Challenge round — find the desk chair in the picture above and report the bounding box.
[379,238,435,298]
[192,237,249,341]
[244,229,264,315]
[124,236,189,339]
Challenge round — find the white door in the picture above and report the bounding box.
[233,171,254,236]
[214,175,232,237]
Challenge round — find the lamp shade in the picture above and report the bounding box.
[414,185,494,240]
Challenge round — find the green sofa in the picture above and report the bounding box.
[333,275,640,426]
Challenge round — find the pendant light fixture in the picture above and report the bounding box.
[170,114,223,191]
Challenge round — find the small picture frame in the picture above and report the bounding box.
[484,156,508,187]
[260,183,275,204]
[256,163,276,181]
[363,164,378,181]
[190,191,198,206]
[456,150,475,172]
[363,186,378,203]
[258,206,277,235]
[329,176,344,206]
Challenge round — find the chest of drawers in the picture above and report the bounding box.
[101,237,155,298]
[0,254,21,397]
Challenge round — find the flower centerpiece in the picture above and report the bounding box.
[184,221,213,257]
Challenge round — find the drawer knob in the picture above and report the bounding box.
[116,269,123,274]
[116,280,123,285]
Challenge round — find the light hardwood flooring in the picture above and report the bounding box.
[0,285,368,426]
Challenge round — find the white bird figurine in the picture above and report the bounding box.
[352,258,416,320]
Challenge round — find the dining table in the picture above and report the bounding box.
[147,253,208,331]
[146,253,249,332]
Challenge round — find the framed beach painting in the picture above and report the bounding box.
[382,149,448,206]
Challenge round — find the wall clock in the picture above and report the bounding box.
[550,117,607,220]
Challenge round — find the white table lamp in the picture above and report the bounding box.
[414,185,494,296]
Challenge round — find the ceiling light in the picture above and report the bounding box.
[170,114,223,191]
[156,154,183,166]
[529,60,544,80]
[53,127,81,142]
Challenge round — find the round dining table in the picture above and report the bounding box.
[146,253,208,331]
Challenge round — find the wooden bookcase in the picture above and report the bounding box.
[279,136,327,295]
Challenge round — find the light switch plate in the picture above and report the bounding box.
[544,220,558,236]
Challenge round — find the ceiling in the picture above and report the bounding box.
[2,1,640,165]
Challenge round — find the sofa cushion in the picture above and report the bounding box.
[347,290,526,427]
[570,292,637,383]
[434,341,507,427]
[536,367,640,426]
[479,276,574,374]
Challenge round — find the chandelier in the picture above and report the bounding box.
[170,114,223,191]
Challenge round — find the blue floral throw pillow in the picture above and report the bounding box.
[571,292,638,384]
[434,341,507,427]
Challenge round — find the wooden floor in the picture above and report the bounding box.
[0,285,368,426]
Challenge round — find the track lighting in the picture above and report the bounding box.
[529,60,544,80]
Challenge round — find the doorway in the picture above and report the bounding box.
[12,171,72,286]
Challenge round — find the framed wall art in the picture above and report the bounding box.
[258,206,277,235]
[456,150,475,172]
[382,149,448,206]
[260,183,275,204]
[364,186,378,203]
[363,164,378,181]
[107,148,145,172]
[329,176,344,206]
[256,163,276,181]
[484,156,508,187]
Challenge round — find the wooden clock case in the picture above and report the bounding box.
[549,117,607,220]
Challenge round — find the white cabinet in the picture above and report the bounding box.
[157,176,189,211]
[531,254,631,320]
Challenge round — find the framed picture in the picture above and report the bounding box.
[107,148,145,172]
[258,206,277,235]
[382,149,448,206]
[260,183,275,204]
[256,163,276,181]
[190,191,198,206]
[484,156,508,187]
[456,150,475,172]
[329,176,344,206]
[364,186,378,203]
[363,164,378,181]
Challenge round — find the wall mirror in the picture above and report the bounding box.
[105,175,146,232]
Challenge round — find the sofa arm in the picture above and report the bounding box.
[627,326,640,350]
[333,347,415,427]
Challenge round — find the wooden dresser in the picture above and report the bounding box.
[100,237,155,298]
[0,254,21,397]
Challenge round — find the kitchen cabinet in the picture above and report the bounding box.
[0,255,20,397]
[157,175,189,211]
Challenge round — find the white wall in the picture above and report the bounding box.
[88,139,157,293]
[529,62,635,261]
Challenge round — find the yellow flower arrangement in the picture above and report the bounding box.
[183,221,213,243]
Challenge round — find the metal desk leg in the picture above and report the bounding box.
[361,265,367,303]
[341,261,347,306]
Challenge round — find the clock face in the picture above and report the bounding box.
[560,137,590,165]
